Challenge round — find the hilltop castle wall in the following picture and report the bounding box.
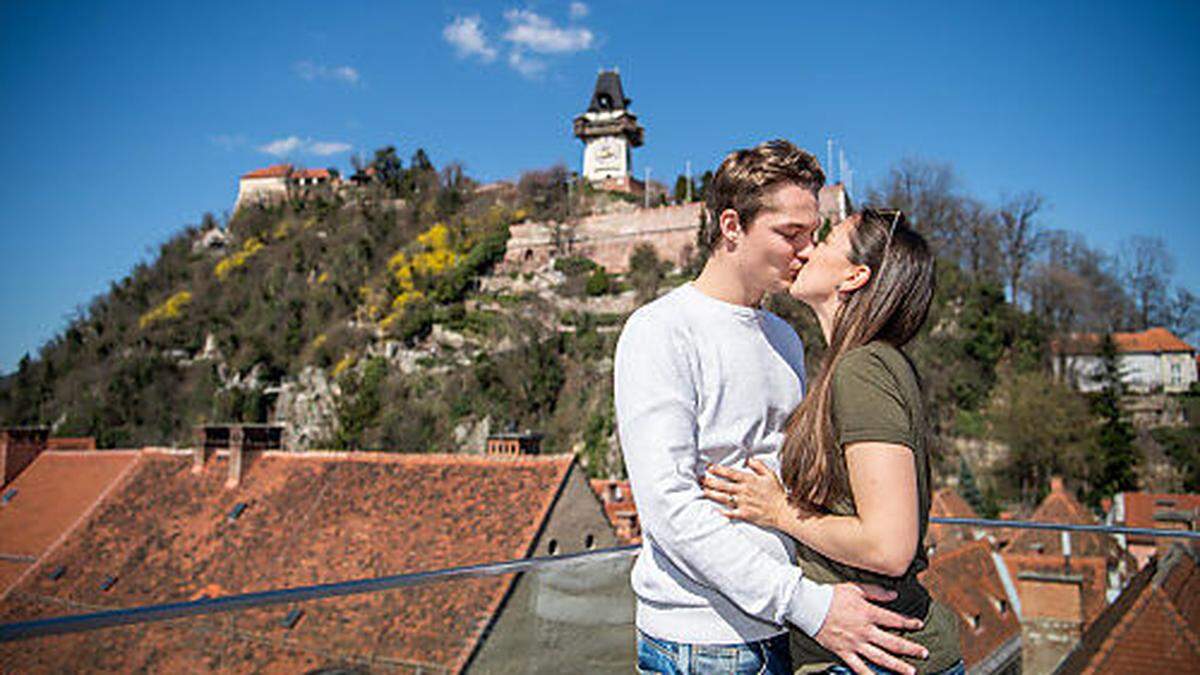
[502,202,705,274]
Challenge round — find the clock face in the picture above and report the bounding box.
[594,138,622,168]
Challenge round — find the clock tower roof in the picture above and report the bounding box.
[587,69,631,112]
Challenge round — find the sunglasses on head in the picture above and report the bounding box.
[812,208,905,246]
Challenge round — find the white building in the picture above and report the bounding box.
[235,163,292,210]
[1052,327,1198,393]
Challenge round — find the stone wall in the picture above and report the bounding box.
[502,202,704,274]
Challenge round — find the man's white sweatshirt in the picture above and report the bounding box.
[614,283,834,644]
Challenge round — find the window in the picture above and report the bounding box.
[584,534,596,550]
[547,539,559,555]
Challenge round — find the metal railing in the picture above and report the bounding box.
[1,518,1195,643]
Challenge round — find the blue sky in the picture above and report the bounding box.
[1,1,1198,374]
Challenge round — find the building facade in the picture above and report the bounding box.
[1052,327,1198,394]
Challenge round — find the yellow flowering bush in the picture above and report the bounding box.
[214,237,265,281]
[139,290,192,329]
[331,354,356,378]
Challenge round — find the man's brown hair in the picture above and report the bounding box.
[702,139,826,251]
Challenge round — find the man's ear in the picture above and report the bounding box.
[718,209,742,245]
[839,264,873,294]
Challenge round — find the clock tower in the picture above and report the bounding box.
[574,69,644,191]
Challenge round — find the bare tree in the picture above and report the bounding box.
[867,159,962,258]
[997,192,1044,307]
[1119,235,1175,330]
[958,198,1001,281]
[1029,230,1130,334]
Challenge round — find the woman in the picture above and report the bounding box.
[703,208,963,675]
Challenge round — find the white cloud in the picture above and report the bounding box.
[293,60,361,85]
[502,9,593,54]
[569,2,589,20]
[259,136,305,156]
[309,141,352,156]
[257,136,352,157]
[443,15,498,62]
[209,134,246,151]
[507,50,547,79]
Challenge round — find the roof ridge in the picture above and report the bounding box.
[255,450,575,466]
[930,537,992,564]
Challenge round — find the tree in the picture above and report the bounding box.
[958,458,986,515]
[673,175,689,204]
[1088,333,1139,505]
[698,170,714,202]
[1119,235,1175,330]
[986,363,1092,505]
[997,192,1044,308]
[371,146,404,195]
[627,244,670,304]
[867,159,963,262]
[1028,230,1130,334]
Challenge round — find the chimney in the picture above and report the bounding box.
[1050,476,1065,493]
[1,428,49,486]
[226,426,245,488]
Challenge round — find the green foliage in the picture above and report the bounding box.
[627,244,670,304]
[585,267,613,296]
[554,256,598,277]
[1087,333,1139,504]
[985,364,1094,505]
[332,357,388,450]
[1151,426,1200,491]
[957,459,996,518]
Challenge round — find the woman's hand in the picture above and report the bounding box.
[701,459,800,530]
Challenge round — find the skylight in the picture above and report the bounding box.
[227,502,248,522]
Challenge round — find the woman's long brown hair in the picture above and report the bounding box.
[780,209,936,510]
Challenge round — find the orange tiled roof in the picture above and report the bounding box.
[589,478,641,544]
[920,540,1021,670]
[0,451,575,674]
[1117,492,1200,546]
[1056,544,1200,674]
[293,168,331,180]
[929,488,979,553]
[0,450,139,597]
[240,163,293,179]
[1052,327,1196,355]
[1006,478,1120,559]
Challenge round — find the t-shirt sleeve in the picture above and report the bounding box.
[831,348,917,450]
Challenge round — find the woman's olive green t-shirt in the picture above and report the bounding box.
[791,342,961,674]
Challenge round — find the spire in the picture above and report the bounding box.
[587,70,630,112]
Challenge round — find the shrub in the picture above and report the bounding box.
[585,267,612,296]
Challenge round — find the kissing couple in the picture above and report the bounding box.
[615,140,963,675]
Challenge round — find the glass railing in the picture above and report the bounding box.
[1,520,1196,674]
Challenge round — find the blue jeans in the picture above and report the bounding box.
[822,659,965,675]
[637,630,791,674]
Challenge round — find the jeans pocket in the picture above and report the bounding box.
[637,632,678,673]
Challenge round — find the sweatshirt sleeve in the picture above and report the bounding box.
[614,311,834,636]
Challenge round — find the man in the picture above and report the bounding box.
[615,140,927,675]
